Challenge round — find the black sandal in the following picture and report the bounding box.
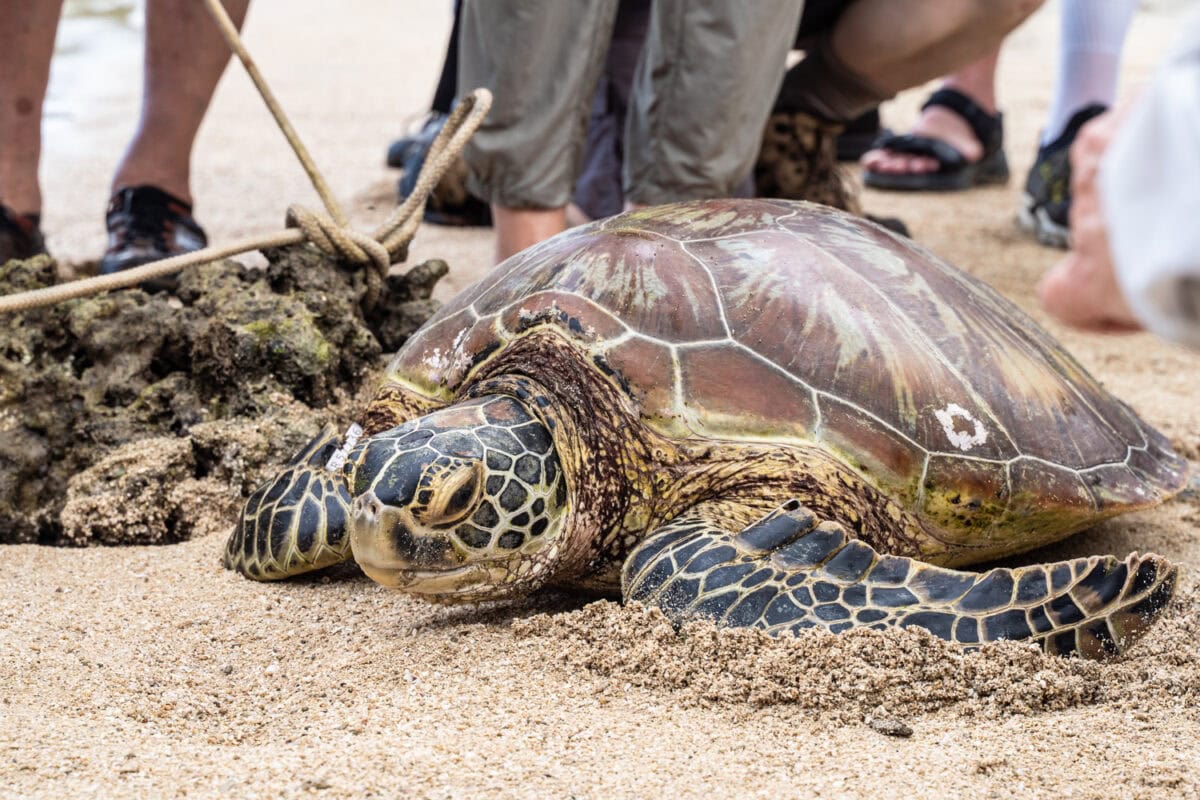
[863,88,1009,191]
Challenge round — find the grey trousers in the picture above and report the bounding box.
[459,0,805,209]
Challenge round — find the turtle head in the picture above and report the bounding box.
[346,396,570,602]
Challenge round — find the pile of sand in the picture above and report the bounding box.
[518,583,1200,722]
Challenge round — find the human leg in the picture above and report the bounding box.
[459,0,619,262]
[571,0,651,223]
[110,0,250,203]
[492,207,568,262]
[1044,0,1137,146]
[824,0,1041,106]
[386,0,461,169]
[806,0,1040,191]
[101,0,248,282]
[0,0,63,218]
[783,0,1041,126]
[1020,0,1137,247]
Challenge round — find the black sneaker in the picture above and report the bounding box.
[397,113,492,227]
[100,185,207,293]
[0,205,48,264]
[1018,103,1108,249]
[386,112,447,169]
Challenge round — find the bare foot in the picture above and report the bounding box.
[1038,111,1142,334]
[861,105,984,176]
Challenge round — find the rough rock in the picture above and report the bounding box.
[0,247,444,545]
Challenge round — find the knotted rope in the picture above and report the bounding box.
[0,0,490,315]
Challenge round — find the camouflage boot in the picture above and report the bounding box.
[755,110,862,215]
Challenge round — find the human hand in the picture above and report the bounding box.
[1037,111,1143,333]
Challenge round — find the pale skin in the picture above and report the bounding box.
[1037,109,1142,333]
[491,0,1040,262]
[0,0,250,216]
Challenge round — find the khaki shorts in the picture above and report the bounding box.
[459,0,805,209]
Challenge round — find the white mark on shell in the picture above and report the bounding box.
[420,327,472,382]
[325,423,364,472]
[421,347,449,373]
[935,404,988,452]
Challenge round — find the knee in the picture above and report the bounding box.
[912,0,1045,52]
[974,0,1045,32]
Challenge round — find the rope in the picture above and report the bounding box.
[203,0,348,227]
[0,0,492,315]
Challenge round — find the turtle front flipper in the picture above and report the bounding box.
[223,424,355,581]
[621,500,1178,660]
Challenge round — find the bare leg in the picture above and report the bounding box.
[492,206,566,263]
[861,51,999,177]
[831,0,1039,95]
[785,0,1039,125]
[0,1,64,215]
[110,0,250,204]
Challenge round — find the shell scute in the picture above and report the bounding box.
[484,229,725,344]
[1006,460,1097,528]
[387,306,479,395]
[792,210,1144,470]
[677,343,818,442]
[920,456,1010,541]
[599,336,678,432]
[601,198,799,241]
[812,397,925,508]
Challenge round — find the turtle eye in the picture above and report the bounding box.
[411,460,484,529]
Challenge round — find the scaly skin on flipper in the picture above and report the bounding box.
[223,425,355,580]
[622,500,1178,658]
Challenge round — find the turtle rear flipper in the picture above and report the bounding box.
[223,424,355,581]
[622,500,1178,660]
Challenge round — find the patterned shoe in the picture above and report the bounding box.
[0,205,48,265]
[100,185,207,293]
[1018,103,1109,249]
[756,110,862,214]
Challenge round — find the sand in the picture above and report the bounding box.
[4,1,1200,798]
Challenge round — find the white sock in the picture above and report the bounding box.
[1042,0,1138,146]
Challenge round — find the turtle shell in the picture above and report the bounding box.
[387,200,1186,548]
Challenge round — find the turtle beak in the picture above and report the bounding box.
[349,491,461,584]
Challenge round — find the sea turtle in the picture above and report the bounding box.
[224,199,1188,659]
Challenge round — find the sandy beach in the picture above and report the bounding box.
[4,1,1200,798]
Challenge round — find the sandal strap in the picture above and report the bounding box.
[921,87,1004,156]
[866,132,968,172]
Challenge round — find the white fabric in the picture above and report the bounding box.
[1100,10,1200,348]
[1043,0,1138,145]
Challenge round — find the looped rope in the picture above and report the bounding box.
[0,0,492,316]
[285,205,391,277]
[375,96,490,255]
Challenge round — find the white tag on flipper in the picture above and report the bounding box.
[324,423,363,473]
